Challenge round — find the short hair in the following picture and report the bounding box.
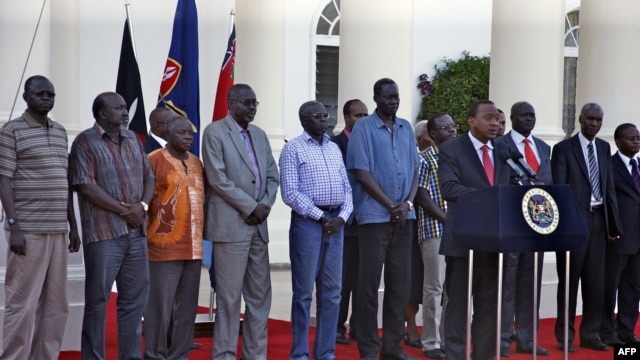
[227,83,253,102]
[343,99,362,116]
[92,92,118,120]
[24,75,50,93]
[165,114,189,134]
[149,107,173,126]
[298,100,322,120]
[373,78,396,97]
[427,112,448,132]
[414,120,428,138]
[614,123,637,140]
[467,100,495,118]
[580,102,603,117]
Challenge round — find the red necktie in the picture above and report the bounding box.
[523,138,539,173]
[481,145,494,186]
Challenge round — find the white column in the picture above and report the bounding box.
[489,0,565,145]
[575,0,640,141]
[338,0,414,121]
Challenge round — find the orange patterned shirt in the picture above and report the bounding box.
[147,148,205,261]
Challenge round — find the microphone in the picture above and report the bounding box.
[511,151,539,183]
[499,151,526,185]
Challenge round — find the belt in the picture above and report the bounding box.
[588,204,603,212]
[316,205,341,212]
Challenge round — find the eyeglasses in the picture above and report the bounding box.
[307,113,329,120]
[436,124,459,131]
[232,99,259,107]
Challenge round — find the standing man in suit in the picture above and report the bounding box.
[202,83,279,360]
[601,123,640,344]
[494,101,551,356]
[551,102,622,352]
[347,78,421,360]
[143,107,173,154]
[438,100,511,360]
[497,108,506,137]
[333,99,368,345]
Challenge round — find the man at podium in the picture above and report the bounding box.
[437,100,511,360]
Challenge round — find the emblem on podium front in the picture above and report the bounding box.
[522,188,560,235]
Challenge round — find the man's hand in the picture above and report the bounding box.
[322,217,345,236]
[388,202,410,222]
[245,215,260,226]
[8,227,26,256]
[120,202,145,228]
[68,227,81,253]
[251,204,271,223]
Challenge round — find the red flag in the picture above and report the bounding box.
[212,23,236,121]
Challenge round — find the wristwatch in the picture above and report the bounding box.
[406,200,414,210]
[140,201,149,212]
[7,218,16,226]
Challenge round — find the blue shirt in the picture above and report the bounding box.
[279,131,353,222]
[346,111,420,224]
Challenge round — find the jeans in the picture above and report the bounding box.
[289,212,343,360]
[81,232,150,360]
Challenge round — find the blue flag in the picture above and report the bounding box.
[158,0,200,156]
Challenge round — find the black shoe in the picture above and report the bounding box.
[335,332,350,345]
[516,345,549,356]
[580,339,609,351]
[499,347,510,357]
[379,351,419,360]
[619,334,640,344]
[349,331,357,342]
[603,336,624,345]
[403,334,422,348]
[424,348,446,359]
[557,342,576,352]
[191,343,202,349]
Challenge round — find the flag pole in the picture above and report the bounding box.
[124,0,138,58]
[229,9,235,34]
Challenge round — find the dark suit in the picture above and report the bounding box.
[331,130,359,338]
[143,133,163,154]
[438,133,511,360]
[551,134,622,345]
[494,132,551,350]
[600,153,640,341]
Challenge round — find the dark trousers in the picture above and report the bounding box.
[337,233,359,336]
[601,251,640,340]
[444,253,498,360]
[555,208,606,344]
[355,221,413,358]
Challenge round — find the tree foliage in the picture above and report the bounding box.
[417,51,490,133]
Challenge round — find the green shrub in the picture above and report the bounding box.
[417,51,490,133]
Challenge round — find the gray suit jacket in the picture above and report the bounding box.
[202,115,279,243]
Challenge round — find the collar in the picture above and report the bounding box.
[302,131,329,145]
[510,130,533,145]
[468,132,493,151]
[93,122,135,140]
[22,111,53,128]
[150,132,167,147]
[578,131,595,148]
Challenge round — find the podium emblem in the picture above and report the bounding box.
[522,188,560,234]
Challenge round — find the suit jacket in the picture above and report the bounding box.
[494,131,552,185]
[551,134,622,237]
[331,130,358,235]
[331,131,349,164]
[202,115,279,243]
[438,133,512,257]
[608,153,640,254]
[143,134,163,154]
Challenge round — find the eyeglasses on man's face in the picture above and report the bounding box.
[436,124,459,131]
[232,99,259,107]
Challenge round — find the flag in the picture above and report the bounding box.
[116,19,147,142]
[212,23,236,121]
[158,0,200,155]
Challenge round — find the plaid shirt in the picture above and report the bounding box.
[417,145,447,241]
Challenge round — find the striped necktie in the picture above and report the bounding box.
[587,142,602,201]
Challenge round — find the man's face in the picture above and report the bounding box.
[511,103,536,137]
[99,93,129,132]
[167,118,194,154]
[616,126,640,158]
[301,103,329,139]
[430,114,457,145]
[416,126,433,151]
[497,113,506,137]
[150,110,172,139]
[344,101,368,131]
[468,103,499,143]
[579,108,603,140]
[229,88,258,127]
[24,79,55,116]
[374,83,400,117]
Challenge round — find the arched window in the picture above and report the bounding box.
[562,9,579,138]
[314,0,340,134]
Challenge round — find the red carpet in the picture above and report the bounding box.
[58,295,627,359]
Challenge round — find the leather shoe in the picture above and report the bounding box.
[620,334,640,344]
[403,334,422,348]
[379,352,418,360]
[424,348,446,359]
[557,343,576,352]
[499,347,510,357]
[603,336,624,345]
[335,332,350,345]
[516,345,549,356]
[580,339,609,351]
